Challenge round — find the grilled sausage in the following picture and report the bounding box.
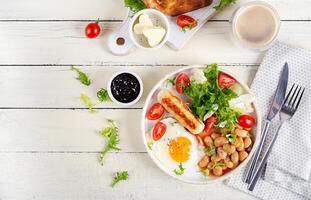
[157,90,204,134]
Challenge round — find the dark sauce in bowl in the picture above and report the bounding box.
[110,73,141,103]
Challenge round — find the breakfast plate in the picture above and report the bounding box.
[141,65,261,184]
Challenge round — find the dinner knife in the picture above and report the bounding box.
[244,62,289,184]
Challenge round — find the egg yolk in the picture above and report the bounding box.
[168,136,192,163]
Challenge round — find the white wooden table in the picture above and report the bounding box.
[1,0,310,199]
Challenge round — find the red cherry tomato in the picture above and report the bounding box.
[238,114,256,129]
[152,122,167,141]
[218,72,236,88]
[85,21,101,38]
[146,103,165,120]
[177,15,198,31]
[204,116,218,133]
[175,73,190,94]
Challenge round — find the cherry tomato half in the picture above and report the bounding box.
[177,15,198,31]
[175,73,190,94]
[218,72,236,88]
[146,103,165,120]
[204,116,218,133]
[238,114,256,129]
[85,21,101,39]
[152,122,167,141]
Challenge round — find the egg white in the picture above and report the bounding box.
[151,118,203,174]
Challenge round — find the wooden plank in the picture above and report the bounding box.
[0,153,256,200]
[0,109,145,152]
[1,21,311,65]
[0,0,310,20]
[0,65,257,108]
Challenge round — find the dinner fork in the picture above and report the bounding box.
[248,84,305,191]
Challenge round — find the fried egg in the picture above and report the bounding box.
[151,118,202,175]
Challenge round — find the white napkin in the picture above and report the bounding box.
[225,41,311,200]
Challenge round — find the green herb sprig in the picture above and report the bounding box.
[80,94,96,113]
[173,163,185,176]
[214,0,237,11]
[203,145,216,156]
[111,171,129,187]
[97,88,111,102]
[124,0,146,13]
[71,66,91,86]
[98,119,121,165]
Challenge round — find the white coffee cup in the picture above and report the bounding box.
[230,1,280,51]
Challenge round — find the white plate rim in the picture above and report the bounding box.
[141,65,262,184]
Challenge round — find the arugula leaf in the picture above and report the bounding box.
[214,0,237,11]
[203,145,216,156]
[97,88,111,102]
[173,163,185,176]
[184,64,240,130]
[71,66,91,86]
[98,119,121,165]
[124,0,146,13]
[111,171,129,187]
[80,94,96,113]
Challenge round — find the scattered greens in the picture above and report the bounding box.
[111,171,129,187]
[71,66,91,86]
[98,119,121,165]
[124,0,146,14]
[203,145,216,156]
[97,88,111,102]
[165,77,176,87]
[147,140,154,150]
[173,163,185,176]
[184,64,240,130]
[214,0,236,11]
[80,94,96,113]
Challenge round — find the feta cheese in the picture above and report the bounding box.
[190,68,207,84]
[143,27,166,47]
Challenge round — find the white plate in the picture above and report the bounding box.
[141,65,262,184]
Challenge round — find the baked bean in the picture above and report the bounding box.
[217,147,227,159]
[223,144,236,155]
[214,136,228,147]
[212,166,223,176]
[244,137,252,148]
[231,151,239,164]
[236,137,245,151]
[198,155,210,168]
[239,151,248,161]
[235,128,248,138]
[211,155,221,162]
[196,135,204,146]
[225,161,234,169]
[211,133,221,140]
[222,164,228,170]
[204,136,213,147]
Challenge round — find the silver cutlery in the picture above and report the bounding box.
[248,84,305,191]
[244,63,289,183]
